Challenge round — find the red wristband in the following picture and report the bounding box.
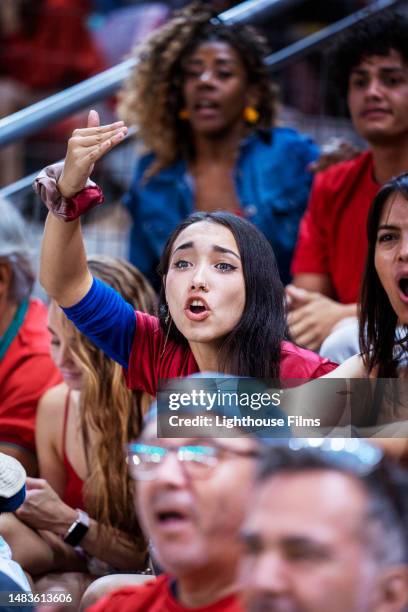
[62,186,104,221]
[33,162,104,222]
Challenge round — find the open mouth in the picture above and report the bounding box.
[398,278,408,297]
[157,510,186,523]
[189,299,207,314]
[155,508,191,533]
[184,297,211,321]
[195,100,218,110]
[194,100,220,118]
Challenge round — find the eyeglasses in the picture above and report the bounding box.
[126,441,260,481]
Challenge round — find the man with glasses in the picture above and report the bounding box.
[88,412,261,611]
[239,441,408,612]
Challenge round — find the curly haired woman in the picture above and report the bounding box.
[118,2,320,288]
[0,256,156,601]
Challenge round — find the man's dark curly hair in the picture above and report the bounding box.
[119,2,278,177]
[328,11,408,98]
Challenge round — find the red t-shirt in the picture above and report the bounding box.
[291,151,379,304]
[88,575,243,612]
[0,299,61,453]
[125,312,337,395]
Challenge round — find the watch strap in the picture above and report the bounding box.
[63,509,90,546]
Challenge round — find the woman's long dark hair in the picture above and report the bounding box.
[157,212,286,379]
[359,173,408,377]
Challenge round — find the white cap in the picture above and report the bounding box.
[0,453,26,498]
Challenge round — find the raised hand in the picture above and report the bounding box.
[57,109,128,198]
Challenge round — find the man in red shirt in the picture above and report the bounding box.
[0,200,61,475]
[86,405,261,612]
[288,12,408,356]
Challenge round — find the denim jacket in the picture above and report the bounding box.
[124,126,319,288]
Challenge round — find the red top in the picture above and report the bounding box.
[61,391,85,510]
[291,151,379,304]
[88,575,243,612]
[0,0,104,90]
[125,312,337,396]
[0,299,62,453]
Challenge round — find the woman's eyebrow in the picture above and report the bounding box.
[213,245,240,259]
[171,241,240,259]
[172,241,194,255]
[378,223,399,231]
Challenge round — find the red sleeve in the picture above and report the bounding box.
[124,313,199,394]
[125,312,162,396]
[291,170,332,276]
[280,341,337,381]
[0,354,62,453]
[311,360,338,376]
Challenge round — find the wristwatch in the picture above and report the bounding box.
[63,509,90,546]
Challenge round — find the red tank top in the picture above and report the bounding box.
[61,391,85,510]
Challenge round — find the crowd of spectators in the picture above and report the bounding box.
[0,2,407,610]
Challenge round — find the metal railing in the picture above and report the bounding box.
[265,0,403,70]
[0,0,302,150]
[0,0,404,200]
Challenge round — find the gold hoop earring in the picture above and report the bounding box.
[243,106,259,124]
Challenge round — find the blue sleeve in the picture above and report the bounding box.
[62,278,136,369]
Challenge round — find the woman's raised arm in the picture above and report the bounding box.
[39,110,127,307]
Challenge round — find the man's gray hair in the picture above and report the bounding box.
[0,199,35,303]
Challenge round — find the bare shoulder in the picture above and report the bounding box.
[323,354,367,378]
[36,382,69,465]
[37,382,69,426]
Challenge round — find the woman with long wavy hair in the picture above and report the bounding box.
[0,256,156,599]
[118,2,320,288]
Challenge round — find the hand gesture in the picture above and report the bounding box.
[286,285,351,351]
[15,477,76,533]
[58,109,128,198]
